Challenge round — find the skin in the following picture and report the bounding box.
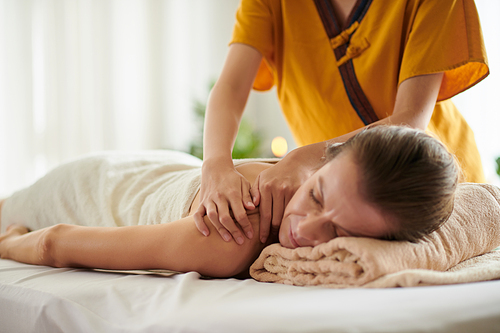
[194,0,445,246]
[279,150,391,249]
[0,152,394,277]
[196,43,444,246]
[0,163,271,278]
[0,0,442,277]
[194,43,262,244]
[330,0,357,27]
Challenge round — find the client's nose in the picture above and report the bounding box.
[295,214,330,247]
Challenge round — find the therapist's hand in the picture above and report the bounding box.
[251,143,326,243]
[193,159,255,245]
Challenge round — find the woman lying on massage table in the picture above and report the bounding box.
[0,126,458,278]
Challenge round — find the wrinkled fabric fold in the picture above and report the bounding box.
[250,183,500,288]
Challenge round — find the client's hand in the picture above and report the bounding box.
[193,160,255,245]
[0,224,29,240]
[251,144,325,243]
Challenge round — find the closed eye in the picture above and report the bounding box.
[309,188,321,205]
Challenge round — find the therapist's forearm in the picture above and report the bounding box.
[203,43,263,165]
[324,109,430,147]
[325,72,443,146]
[203,82,247,165]
[289,112,428,168]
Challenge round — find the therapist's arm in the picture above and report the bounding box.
[326,72,444,143]
[193,43,263,244]
[252,72,445,243]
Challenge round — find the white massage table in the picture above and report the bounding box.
[1,258,499,333]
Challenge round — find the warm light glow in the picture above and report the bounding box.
[271,136,288,157]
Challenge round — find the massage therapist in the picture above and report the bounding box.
[193,0,489,245]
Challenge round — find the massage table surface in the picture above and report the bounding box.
[1,259,499,333]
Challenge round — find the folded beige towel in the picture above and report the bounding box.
[250,183,500,288]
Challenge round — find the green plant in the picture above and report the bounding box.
[188,82,262,160]
[496,157,500,177]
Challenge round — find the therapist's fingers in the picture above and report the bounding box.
[193,205,210,237]
[258,182,273,243]
[271,182,295,233]
[270,190,285,236]
[235,181,254,240]
[206,201,231,242]
[217,200,247,245]
[224,201,250,245]
[241,180,256,211]
[250,176,261,207]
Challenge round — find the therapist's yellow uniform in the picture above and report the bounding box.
[231,0,489,182]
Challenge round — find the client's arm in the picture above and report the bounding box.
[0,211,266,278]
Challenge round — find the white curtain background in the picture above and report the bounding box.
[0,0,498,198]
[0,0,286,197]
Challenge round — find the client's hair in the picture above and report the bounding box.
[325,126,459,242]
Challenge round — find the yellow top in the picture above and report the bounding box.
[230,0,489,182]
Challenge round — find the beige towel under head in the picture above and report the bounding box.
[250,183,500,288]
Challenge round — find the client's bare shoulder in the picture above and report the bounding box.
[182,162,273,277]
[189,162,273,215]
[234,161,274,184]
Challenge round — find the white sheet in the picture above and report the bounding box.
[1,258,499,333]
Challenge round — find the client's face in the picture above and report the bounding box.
[279,150,392,249]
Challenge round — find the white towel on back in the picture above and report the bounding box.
[1,150,203,232]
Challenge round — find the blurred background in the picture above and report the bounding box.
[0,0,499,198]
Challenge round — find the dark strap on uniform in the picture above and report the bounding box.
[314,0,378,125]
